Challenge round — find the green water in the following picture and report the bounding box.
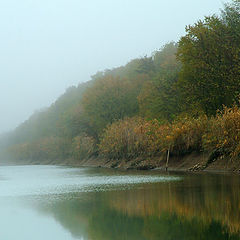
[0,165,239,239]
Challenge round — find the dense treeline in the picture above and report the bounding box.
[2,0,240,166]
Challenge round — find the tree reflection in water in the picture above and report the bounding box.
[38,172,240,240]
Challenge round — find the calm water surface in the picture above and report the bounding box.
[0,165,239,240]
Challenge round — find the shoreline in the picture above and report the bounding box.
[2,151,240,174]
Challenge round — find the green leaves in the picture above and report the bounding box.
[177,2,240,115]
[138,43,182,121]
[81,75,148,135]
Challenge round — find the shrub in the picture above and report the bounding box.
[72,134,97,160]
[99,115,208,159]
[8,137,72,161]
[99,117,151,159]
[203,105,240,159]
[169,115,208,154]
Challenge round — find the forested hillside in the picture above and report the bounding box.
[2,0,240,167]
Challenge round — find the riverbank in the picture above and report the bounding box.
[76,152,240,173]
[4,151,240,174]
[6,105,240,173]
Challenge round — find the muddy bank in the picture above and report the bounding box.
[2,151,240,173]
[65,152,240,173]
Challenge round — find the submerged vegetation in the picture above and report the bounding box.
[1,0,240,168]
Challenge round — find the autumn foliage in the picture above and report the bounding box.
[203,105,240,159]
[72,134,97,159]
[98,115,208,159]
[99,105,240,162]
[2,1,240,166]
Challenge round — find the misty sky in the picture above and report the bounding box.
[0,0,230,133]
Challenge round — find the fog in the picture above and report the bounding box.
[0,0,229,134]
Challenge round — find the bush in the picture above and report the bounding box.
[169,115,208,154]
[203,105,240,159]
[99,115,208,159]
[98,106,240,161]
[72,134,97,160]
[99,117,151,159]
[8,137,72,161]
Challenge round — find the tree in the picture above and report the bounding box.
[138,43,182,121]
[82,75,148,135]
[177,1,240,115]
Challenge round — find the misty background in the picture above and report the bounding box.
[0,0,229,134]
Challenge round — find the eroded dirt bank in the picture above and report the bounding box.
[63,152,240,173]
[2,152,240,173]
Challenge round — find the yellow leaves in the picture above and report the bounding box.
[99,114,209,158]
[72,134,96,159]
[98,105,240,160]
[166,135,172,140]
[202,105,240,159]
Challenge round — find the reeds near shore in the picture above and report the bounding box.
[98,105,240,162]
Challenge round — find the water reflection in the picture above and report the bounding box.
[38,172,240,240]
[0,166,240,239]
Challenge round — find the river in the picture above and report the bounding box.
[0,165,239,239]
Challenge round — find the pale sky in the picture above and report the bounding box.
[0,0,229,133]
